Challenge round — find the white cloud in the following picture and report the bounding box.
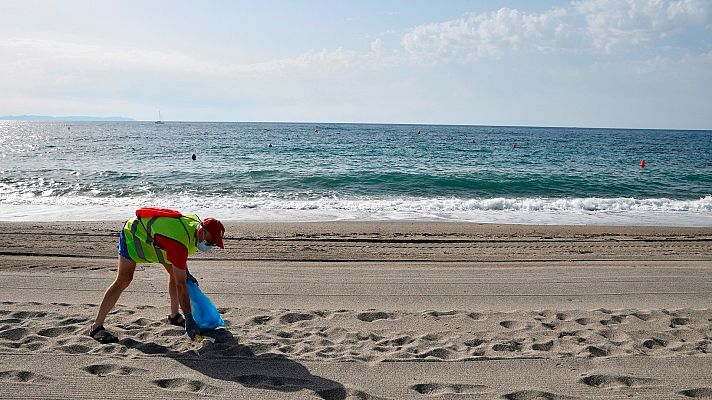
[574,0,711,50]
[0,38,220,83]
[0,37,392,96]
[401,7,571,62]
[0,36,400,119]
[400,0,711,61]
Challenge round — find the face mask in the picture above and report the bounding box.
[197,240,212,253]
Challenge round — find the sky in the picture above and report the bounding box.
[1,0,711,129]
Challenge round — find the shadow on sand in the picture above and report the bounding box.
[122,328,349,400]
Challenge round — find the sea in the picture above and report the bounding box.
[1,121,711,226]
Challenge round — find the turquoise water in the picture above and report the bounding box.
[1,121,711,224]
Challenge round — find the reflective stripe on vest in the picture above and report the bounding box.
[143,217,166,263]
[129,218,146,261]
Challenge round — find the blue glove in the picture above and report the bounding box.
[184,312,200,339]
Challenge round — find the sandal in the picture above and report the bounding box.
[168,313,185,327]
[89,325,119,344]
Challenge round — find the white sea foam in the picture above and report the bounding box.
[1,194,711,226]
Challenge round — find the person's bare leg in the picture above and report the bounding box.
[162,264,180,318]
[91,255,136,331]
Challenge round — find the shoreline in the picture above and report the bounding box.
[3,199,712,227]
[5,218,712,231]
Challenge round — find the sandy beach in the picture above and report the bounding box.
[1,221,711,399]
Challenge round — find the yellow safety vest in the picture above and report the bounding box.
[123,214,200,264]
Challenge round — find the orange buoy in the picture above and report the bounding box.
[640,160,646,168]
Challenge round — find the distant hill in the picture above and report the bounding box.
[0,115,135,122]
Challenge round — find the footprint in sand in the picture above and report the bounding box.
[415,348,455,360]
[466,312,485,321]
[532,340,554,351]
[0,370,54,384]
[500,320,526,330]
[117,317,159,331]
[129,317,154,327]
[357,311,393,322]
[423,310,458,318]
[280,312,316,324]
[670,317,690,328]
[152,378,220,395]
[464,338,485,347]
[555,313,569,321]
[37,326,77,338]
[643,337,668,349]
[586,346,609,357]
[11,311,47,319]
[597,329,630,343]
[276,330,297,339]
[679,388,712,398]
[248,315,272,325]
[503,390,574,400]
[23,341,49,351]
[58,316,90,325]
[0,327,28,341]
[83,364,147,377]
[492,341,522,352]
[574,318,595,326]
[541,322,558,330]
[377,335,414,347]
[631,312,653,321]
[410,383,490,396]
[581,374,657,388]
[57,344,92,354]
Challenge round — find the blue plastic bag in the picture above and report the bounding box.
[186,280,224,331]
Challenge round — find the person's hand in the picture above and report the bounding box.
[184,312,200,339]
[186,269,199,286]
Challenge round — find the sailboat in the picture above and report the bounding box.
[155,110,165,124]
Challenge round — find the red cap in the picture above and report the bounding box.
[202,218,225,248]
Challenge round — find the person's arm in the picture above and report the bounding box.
[171,266,200,338]
[171,267,192,314]
[152,235,200,338]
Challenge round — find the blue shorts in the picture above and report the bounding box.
[117,230,132,260]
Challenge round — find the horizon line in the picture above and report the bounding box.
[1,115,710,132]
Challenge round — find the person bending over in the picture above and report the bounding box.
[88,209,225,343]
